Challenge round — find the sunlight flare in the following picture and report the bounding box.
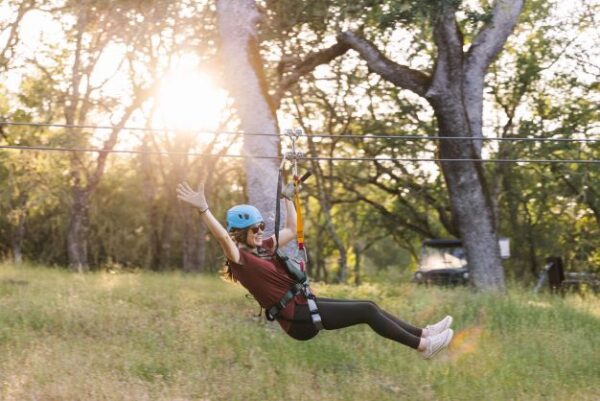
[155,67,227,133]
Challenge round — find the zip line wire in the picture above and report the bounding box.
[2,144,599,165]
[2,121,598,164]
[1,121,599,144]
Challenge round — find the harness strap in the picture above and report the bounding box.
[265,250,324,329]
[265,282,303,321]
[294,176,305,250]
[268,132,323,331]
[274,156,285,251]
[304,288,324,330]
[265,283,324,330]
[275,249,305,282]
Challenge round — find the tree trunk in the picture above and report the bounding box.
[140,137,162,270]
[182,208,208,273]
[148,206,162,270]
[67,185,90,272]
[217,0,280,232]
[11,211,26,265]
[158,204,175,270]
[197,222,208,271]
[426,92,505,291]
[353,242,363,286]
[336,252,348,283]
[440,137,505,290]
[182,209,196,272]
[314,225,328,282]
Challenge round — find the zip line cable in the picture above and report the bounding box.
[2,144,600,165]
[1,120,599,144]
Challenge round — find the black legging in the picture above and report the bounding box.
[286,297,422,349]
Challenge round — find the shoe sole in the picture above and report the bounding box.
[422,329,454,360]
[427,315,453,337]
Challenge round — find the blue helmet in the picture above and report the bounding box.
[226,204,263,231]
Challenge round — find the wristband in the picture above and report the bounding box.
[197,207,209,215]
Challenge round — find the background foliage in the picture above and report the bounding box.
[0,0,599,283]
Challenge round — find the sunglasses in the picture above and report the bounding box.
[250,222,266,234]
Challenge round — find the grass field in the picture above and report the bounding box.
[1,263,599,401]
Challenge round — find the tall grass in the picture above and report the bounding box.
[1,263,599,401]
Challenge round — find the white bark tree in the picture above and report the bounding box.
[216,0,350,234]
[216,0,280,231]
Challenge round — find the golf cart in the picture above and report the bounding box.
[413,238,510,286]
[413,239,469,286]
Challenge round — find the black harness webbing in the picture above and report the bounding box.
[266,153,323,330]
[274,159,284,250]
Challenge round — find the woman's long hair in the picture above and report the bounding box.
[221,228,250,282]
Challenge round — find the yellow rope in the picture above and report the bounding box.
[294,177,305,249]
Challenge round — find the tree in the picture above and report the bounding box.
[60,3,152,271]
[26,0,197,271]
[260,0,523,290]
[331,0,524,291]
[216,0,350,237]
[216,0,280,230]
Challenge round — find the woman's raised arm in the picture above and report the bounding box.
[275,198,297,248]
[176,182,240,263]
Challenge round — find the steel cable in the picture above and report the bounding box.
[2,144,599,164]
[1,120,599,143]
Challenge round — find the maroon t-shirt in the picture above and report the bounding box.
[228,237,308,332]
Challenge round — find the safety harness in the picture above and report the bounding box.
[264,129,324,331]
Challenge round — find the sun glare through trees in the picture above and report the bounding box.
[154,62,228,134]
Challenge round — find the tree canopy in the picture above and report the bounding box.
[0,0,599,286]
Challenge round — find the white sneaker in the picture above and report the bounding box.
[420,328,453,360]
[425,315,453,337]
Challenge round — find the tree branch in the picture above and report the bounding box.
[366,196,434,238]
[87,83,155,191]
[0,0,35,70]
[427,7,464,99]
[337,31,431,97]
[273,41,351,108]
[465,0,524,76]
[341,181,435,238]
[461,0,523,154]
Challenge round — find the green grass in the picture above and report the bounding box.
[1,263,600,401]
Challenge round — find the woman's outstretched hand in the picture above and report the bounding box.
[177,182,239,262]
[176,182,208,211]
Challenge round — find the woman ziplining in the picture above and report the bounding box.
[176,177,455,359]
